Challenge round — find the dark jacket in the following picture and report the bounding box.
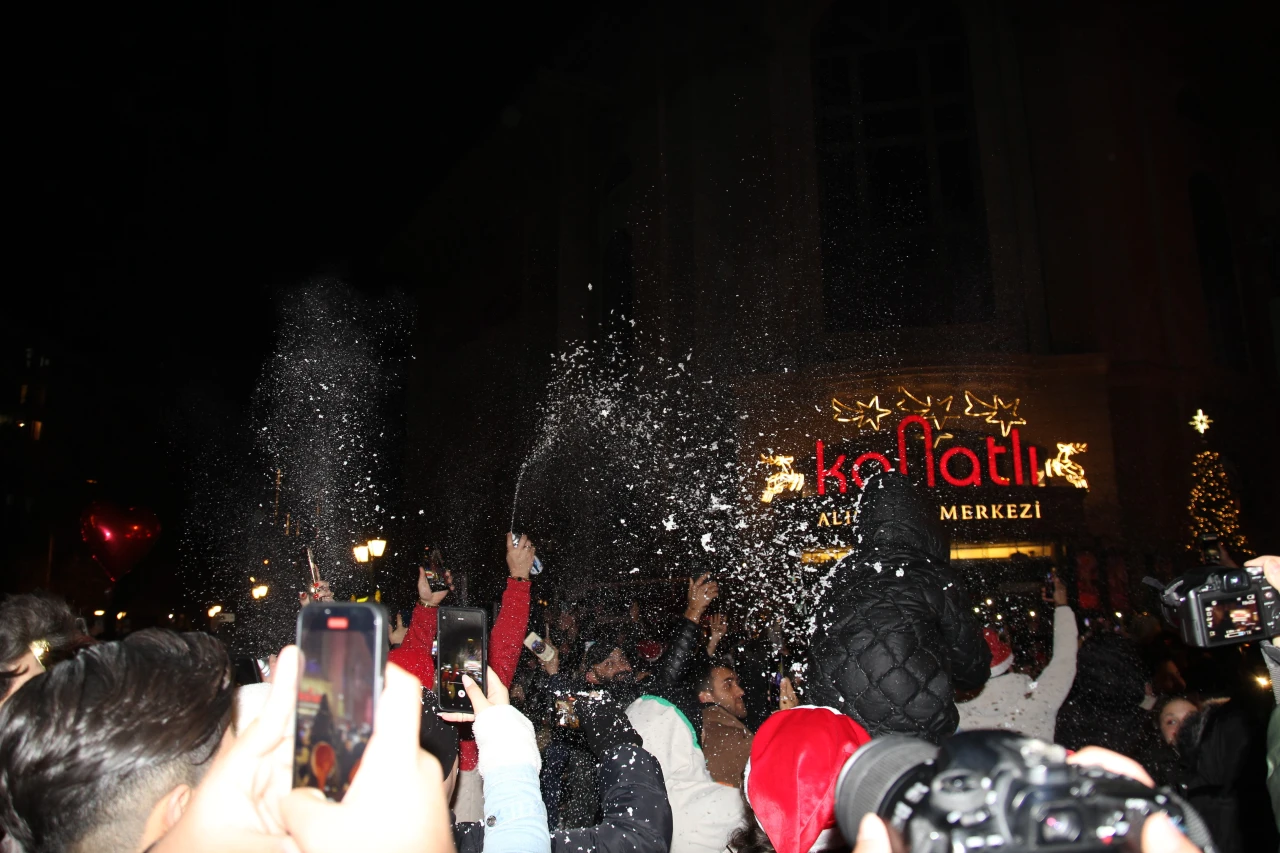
[552,744,673,853]
[1054,631,1149,756]
[454,742,673,853]
[1172,699,1278,853]
[807,472,990,742]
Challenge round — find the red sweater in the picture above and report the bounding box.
[388,577,531,770]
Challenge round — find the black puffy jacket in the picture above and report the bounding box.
[454,740,672,853]
[808,472,990,742]
[552,743,673,853]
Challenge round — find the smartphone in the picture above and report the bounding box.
[422,567,450,593]
[294,603,387,801]
[1198,533,1223,566]
[232,655,263,685]
[436,606,488,714]
[524,631,556,663]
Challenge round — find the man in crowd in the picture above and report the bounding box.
[0,629,234,852]
[956,573,1077,742]
[539,573,719,826]
[698,659,752,786]
[809,471,990,742]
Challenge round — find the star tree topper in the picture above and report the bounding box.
[832,395,893,431]
[963,390,1027,437]
[1189,409,1212,434]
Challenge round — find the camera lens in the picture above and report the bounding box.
[834,736,939,842]
[1040,808,1082,843]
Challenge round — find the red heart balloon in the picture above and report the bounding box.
[80,502,161,582]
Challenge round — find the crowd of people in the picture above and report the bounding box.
[0,472,1276,852]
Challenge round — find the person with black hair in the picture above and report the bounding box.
[0,591,92,704]
[0,629,234,853]
[698,658,752,787]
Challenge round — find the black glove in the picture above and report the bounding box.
[575,692,643,759]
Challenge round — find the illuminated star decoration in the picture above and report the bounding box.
[963,390,1027,437]
[1189,409,1212,434]
[832,395,892,431]
[896,387,954,430]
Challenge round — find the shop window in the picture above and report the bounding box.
[31,421,42,441]
[1188,173,1247,370]
[813,0,993,332]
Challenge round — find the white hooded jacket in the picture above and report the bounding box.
[626,696,744,853]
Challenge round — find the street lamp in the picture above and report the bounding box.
[251,584,269,600]
[353,538,388,563]
[208,605,223,618]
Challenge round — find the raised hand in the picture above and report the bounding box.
[279,664,453,853]
[389,613,409,646]
[778,676,798,711]
[438,667,509,723]
[685,573,720,622]
[506,533,536,580]
[707,613,729,655]
[417,567,452,608]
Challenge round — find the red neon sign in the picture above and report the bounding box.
[816,422,1039,494]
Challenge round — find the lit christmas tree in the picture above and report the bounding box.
[1186,449,1249,553]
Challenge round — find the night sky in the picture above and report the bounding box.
[8,4,594,596]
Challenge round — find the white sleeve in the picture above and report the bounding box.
[1026,606,1078,726]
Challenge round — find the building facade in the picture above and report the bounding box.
[387,0,1279,598]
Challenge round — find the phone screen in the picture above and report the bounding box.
[294,604,385,800]
[437,607,488,713]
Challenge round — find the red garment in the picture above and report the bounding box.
[388,578,531,771]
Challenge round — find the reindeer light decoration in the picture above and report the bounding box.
[1042,443,1088,490]
[760,455,805,503]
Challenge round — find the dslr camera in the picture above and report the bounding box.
[1144,534,1280,648]
[835,731,1214,853]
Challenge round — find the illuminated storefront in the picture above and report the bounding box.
[737,358,1118,602]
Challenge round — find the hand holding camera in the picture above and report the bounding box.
[834,730,1213,853]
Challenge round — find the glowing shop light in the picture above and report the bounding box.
[1028,610,1037,618]
[208,605,223,618]
[1257,674,1271,689]
[760,455,804,503]
[251,584,269,600]
[93,609,105,616]
[168,613,174,619]
[353,545,370,563]
[368,538,387,558]
[116,611,126,620]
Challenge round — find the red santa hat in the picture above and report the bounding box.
[742,707,872,853]
[984,627,1013,677]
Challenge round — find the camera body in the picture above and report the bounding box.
[1149,563,1280,648]
[836,731,1205,853]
